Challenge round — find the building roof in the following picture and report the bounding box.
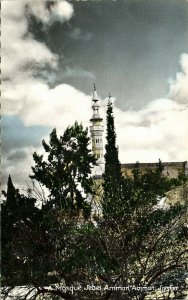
[121,161,187,169]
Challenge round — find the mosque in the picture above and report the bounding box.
[89,85,188,179]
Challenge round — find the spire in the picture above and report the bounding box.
[90,85,104,176]
[108,92,114,106]
[91,83,102,120]
[108,92,113,102]
[93,83,99,101]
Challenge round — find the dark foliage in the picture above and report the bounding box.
[1,120,187,300]
[30,122,96,218]
[102,99,123,219]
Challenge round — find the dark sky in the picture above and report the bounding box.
[2,0,188,188]
[32,0,188,110]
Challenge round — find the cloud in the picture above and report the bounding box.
[1,0,92,133]
[62,67,96,80]
[1,1,57,81]
[2,115,50,153]
[2,146,41,190]
[3,80,92,130]
[23,0,73,24]
[1,0,75,189]
[70,27,93,41]
[1,0,188,191]
[7,150,27,162]
[50,0,74,22]
[1,115,50,190]
[114,51,188,164]
[168,53,188,104]
[1,0,73,81]
[115,98,188,163]
[1,0,94,190]
[97,50,188,164]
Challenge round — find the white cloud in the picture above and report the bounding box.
[1,0,188,190]
[1,0,73,81]
[1,1,59,81]
[118,32,188,164]
[1,0,90,133]
[114,52,188,163]
[27,0,74,23]
[1,0,75,189]
[168,53,188,104]
[17,83,92,130]
[55,0,74,21]
[2,145,40,190]
[70,27,93,41]
[116,99,188,163]
[62,67,95,79]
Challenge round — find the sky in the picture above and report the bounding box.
[2,0,188,190]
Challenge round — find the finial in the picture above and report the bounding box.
[108,92,113,105]
[93,83,98,101]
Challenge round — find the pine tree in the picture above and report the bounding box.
[6,174,17,208]
[1,176,17,269]
[2,176,36,285]
[102,98,123,219]
[30,122,96,217]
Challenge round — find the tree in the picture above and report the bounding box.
[100,98,187,299]
[1,122,97,299]
[98,164,188,300]
[102,99,123,219]
[1,176,39,287]
[2,119,187,300]
[6,174,17,207]
[30,122,96,218]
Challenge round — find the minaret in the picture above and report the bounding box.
[90,84,104,176]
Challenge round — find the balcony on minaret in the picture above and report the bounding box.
[90,84,104,175]
[90,103,103,122]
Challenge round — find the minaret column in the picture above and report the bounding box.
[90,84,104,175]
